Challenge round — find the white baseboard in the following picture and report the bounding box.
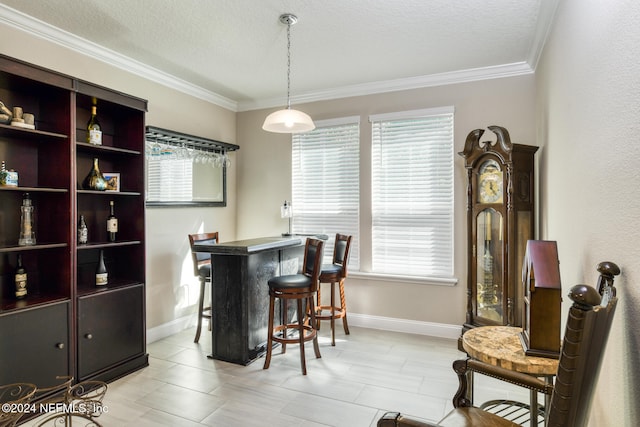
[146,314,194,344]
[347,313,462,340]
[146,313,461,343]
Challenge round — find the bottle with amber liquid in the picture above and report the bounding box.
[96,249,108,287]
[15,254,27,299]
[107,201,118,242]
[87,99,102,145]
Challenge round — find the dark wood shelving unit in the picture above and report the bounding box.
[76,141,141,155]
[0,54,148,392]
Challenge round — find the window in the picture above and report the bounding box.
[292,117,360,268]
[370,107,454,278]
[147,155,193,202]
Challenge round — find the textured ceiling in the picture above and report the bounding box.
[0,0,558,111]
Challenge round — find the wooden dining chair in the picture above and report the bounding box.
[378,273,620,427]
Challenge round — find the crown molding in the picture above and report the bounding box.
[0,4,238,112]
[237,62,534,112]
[1,4,536,115]
[527,0,561,70]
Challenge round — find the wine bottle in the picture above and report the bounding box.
[96,249,108,286]
[78,214,88,244]
[107,200,118,242]
[15,254,27,299]
[86,100,102,145]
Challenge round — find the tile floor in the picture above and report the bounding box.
[24,325,532,426]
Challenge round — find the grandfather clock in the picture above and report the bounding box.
[459,126,538,330]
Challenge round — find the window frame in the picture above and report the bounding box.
[291,116,361,268]
[369,106,455,279]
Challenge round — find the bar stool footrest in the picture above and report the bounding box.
[479,399,545,426]
[271,323,317,345]
[315,304,346,320]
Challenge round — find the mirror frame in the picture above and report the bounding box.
[144,126,240,208]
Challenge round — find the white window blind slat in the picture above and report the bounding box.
[147,157,193,201]
[292,121,360,268]
[371,111,454,278]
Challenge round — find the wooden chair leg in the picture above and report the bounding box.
[330,282,336,346]
[263,293,276,370]
[309,296,321,359]
[281,299,288,354]
[339,279,350,335]
[194,277,206,343]
[316,284,322,330]
[297,298,307,375]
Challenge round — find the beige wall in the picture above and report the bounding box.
[0,24,238,330]
[237,76,537,326]
[535,1,640,425]
[8,10,635,424]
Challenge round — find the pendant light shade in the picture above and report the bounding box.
[262,13,315,134]
[262,108,315,133]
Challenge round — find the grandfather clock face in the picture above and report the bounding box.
[477,159,503,204]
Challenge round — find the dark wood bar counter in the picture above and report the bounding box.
[193,236,305,365]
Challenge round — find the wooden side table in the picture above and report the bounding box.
[460,326,558,425]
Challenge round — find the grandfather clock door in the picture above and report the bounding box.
[473,207,506,324]
[460,126,537,330]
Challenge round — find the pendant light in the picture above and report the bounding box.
[262,14,315,133]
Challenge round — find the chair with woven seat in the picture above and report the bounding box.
[378,272,620,427]
[263,237,324,375]
[188,232,218,343]
[316,233,352,346]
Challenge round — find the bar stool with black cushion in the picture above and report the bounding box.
[188,232,218,343]
[316,233,352,346]
[263,238,324,375]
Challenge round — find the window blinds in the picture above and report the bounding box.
[147,157,193,202]
[292,118,360,268]
[370,108,454,278]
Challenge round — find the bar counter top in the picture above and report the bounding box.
[193,236,303,255]
[193,234,328,256]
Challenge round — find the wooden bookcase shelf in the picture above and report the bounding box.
[0,54,148,390]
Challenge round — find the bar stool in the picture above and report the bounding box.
[316,234,352,346]
[188,232,218,343]
[263,238,324,375]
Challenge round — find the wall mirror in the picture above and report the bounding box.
[145,126,239,207]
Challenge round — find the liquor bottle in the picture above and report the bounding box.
[86,99,102,145]
[18,193,36,246]
[78,215,88,244]
[15,254,27,299]
[107,200,118,242]
[95,249,108,286]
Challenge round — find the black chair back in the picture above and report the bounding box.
[331,234,352,277]
[188,232,218,277]
[303,238,324,290]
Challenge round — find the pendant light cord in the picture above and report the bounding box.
[286,21,292,110]
[262,13,314,133]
